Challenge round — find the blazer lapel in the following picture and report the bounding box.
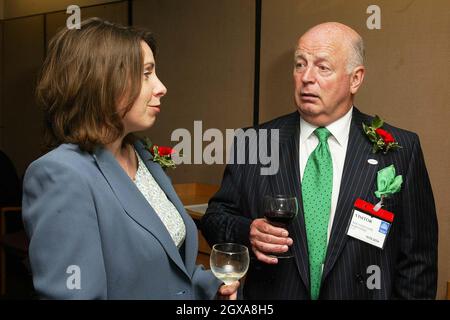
[93,143,191,278]
[321,108,379,282]
[133,140,198,275]
[268,112,310,291]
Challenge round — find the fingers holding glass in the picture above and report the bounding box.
[262,195,298,258]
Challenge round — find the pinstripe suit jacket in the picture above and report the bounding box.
[201,108,438,299]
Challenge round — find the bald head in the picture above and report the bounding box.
[299,22,364,73]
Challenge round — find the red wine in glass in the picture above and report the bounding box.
[263,195,298,258]
[264,209,297,227]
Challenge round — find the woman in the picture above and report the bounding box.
[22,17,238,299]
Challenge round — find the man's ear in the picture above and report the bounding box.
[350,66,365,94]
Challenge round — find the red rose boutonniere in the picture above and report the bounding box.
[143,137,176,169]
[362,116,402,154]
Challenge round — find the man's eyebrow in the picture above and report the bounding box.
[294,52,332,63]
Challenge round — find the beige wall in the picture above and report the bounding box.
[2,0,122,19]
[46,1,128,45]
[0,0,4,20]
[259,0,450,299]
[0,21,3,145]
[2,15,45,176]
[133,0,255,185]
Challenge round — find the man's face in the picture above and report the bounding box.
[293,32,354,126]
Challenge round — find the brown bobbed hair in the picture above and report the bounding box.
[36,17,156,152]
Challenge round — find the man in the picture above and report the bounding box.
[201,22,438,299]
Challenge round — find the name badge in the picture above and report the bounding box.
[346,198,394,249]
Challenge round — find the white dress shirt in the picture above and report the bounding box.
[299,107,353,242]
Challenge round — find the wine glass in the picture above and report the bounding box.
[210,243,250,285]
[263,195,298,258]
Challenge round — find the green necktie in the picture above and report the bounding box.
[302,127,333,300]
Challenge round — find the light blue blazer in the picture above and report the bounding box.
[22,140,221,299]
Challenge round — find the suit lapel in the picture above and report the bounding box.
[93,142,191,278]
[134,140,197,275]
[321,108,379,282]
[268,112,310,290]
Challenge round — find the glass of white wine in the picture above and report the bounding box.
[210,243,249,285]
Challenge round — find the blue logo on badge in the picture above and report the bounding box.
[379,221,390,234]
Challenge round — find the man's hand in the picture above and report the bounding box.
[217,281,240,300]
[250,218,293,264]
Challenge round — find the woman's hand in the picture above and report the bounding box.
[217,281,240,300]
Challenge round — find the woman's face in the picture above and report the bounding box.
[122,41,167,134]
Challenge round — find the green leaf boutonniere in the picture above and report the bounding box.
[363,116,402,154]
[143,137,176,170]
[373,164,403,211]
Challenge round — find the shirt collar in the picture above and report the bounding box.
[299,106,353,147]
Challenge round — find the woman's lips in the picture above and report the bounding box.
[148,105,160,113]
